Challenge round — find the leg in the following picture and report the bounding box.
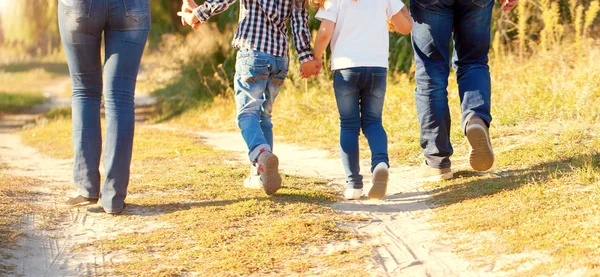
[360,67,389,172]
[100,0,150,213]
[333,69,364,189]
[58,0,104,200]
[453,0,494,132]
[260,56,289,151]
[411,0,455,169]
[453,0,495,171]
[235,50,282,195]
[234,50,272,162]
[361,67,390,199]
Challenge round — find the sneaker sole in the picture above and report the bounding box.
[106,203,126,215]
[368,168,389,199]
[467,124,494,171]
[261,154,282,196]
[415,171,454,183]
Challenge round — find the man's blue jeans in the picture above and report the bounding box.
[59,0,150,213]
[234,49,289,162]
[333,67,389,189]
[411,0,494,169]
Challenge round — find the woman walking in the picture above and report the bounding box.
[59,0,150,214]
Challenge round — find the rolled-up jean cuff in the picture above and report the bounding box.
[462,113,491,135]
[249,143,271,163]
[425,157,451,169]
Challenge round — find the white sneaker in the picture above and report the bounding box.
[243,164,262,189]
[344,188,363,200]
[368,162,389,199]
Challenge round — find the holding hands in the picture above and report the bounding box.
[301,59,322,78]
[178,0,201,29]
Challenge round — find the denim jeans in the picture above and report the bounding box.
[411,0,493,169]
[234,49,289,162]
[333,67,389,189]
[58,0,150,213]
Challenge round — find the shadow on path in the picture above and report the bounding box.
[429,152,600,208]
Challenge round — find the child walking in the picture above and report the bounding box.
[178,0,321,195]
[312,0,412,199]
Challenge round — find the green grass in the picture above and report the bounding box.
[18,119,374,276]
[0,91,45,113]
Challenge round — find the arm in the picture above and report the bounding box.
[291,2,315,64]
[390,7,412,35]
[193,0,238,23]
[313,19,335,64]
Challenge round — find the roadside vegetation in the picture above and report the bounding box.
[2,0,600,275]
[19,120,373,276]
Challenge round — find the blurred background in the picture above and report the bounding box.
[1,0,600,145]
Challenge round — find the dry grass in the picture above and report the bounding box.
[0,173,45,274]
[17,120,374,276]
[143,37,600,274]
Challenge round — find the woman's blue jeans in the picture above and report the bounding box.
[58,0,150,212]
[411,0,494,169]
[333,67,389,189]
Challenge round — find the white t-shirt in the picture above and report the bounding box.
[315,0,405,70]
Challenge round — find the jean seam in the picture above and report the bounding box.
[471,0,493,8]
[414,0,440,8]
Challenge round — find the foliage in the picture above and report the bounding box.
[0,0,59,54]
[0,92,45,113]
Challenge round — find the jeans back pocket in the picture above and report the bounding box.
[370,72,387,99]
[334,70,361,97]
[123,0,149,21]
[61,0,92,22]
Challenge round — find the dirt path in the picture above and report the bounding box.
[2,124,486,276]
[180,130,489,276]
[1,79,489,276]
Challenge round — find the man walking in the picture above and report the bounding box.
[410,0,517,181]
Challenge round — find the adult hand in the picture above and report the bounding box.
[300,60,322,78]
[503,0,518,12]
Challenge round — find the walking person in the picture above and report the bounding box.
[59,0,150,213]
[311,0,412,199]
[178,0,321,195]
[411,0,517,181]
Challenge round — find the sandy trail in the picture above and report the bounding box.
[1,80,161,277]
[1,77,487,276]
[184,130,486,276]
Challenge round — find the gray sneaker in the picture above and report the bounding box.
[256,150,281,195]
[466,117,494,171]
[415,163,453,182]
[368,162,389,199]
[65,195,98,207]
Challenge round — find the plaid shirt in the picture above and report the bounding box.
[194,0,314,63]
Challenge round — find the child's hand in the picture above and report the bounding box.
[300,60,322,78]
[177,11,201,29]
